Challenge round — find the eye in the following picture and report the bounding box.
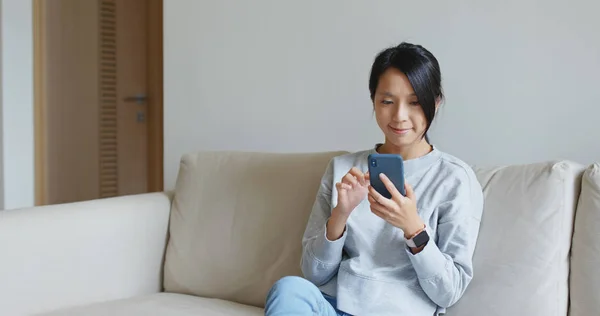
[381,100,393,105]
[410,101,420,106]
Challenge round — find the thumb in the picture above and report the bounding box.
[405,182,415,200]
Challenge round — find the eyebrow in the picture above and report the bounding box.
[378,92,417,97]
[378,92,396,97]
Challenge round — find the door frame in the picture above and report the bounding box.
[33,0,164,205]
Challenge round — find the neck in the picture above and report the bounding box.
[378,139,433,161]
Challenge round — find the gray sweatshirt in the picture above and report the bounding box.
[301,145,483,315]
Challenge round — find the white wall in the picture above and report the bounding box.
[165,0,600,189]
[0,0,4,209]
[1,0,34,209]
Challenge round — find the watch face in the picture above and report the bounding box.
[413,230,430,247]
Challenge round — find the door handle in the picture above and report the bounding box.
[123,93,147,104]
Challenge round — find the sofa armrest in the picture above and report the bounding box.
[0,192,173,315]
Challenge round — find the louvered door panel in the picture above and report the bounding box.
[99,0,119,198]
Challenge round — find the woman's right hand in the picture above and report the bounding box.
[327,167,369,240]
[335,167,369,216]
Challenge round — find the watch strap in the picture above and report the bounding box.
[405,225,429,248]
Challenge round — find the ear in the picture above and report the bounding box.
[435,97,442,113]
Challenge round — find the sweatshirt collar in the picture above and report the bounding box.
[369,143,442,177]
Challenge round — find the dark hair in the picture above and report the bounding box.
[368,42,443,141]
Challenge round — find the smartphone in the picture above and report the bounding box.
[367,153,406,198]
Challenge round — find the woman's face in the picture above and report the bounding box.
[373,68,429,150]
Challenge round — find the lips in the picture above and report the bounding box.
[389,126,411,135]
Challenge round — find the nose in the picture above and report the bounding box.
[392,102,409,122]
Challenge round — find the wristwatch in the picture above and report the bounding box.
[405,228,430,248]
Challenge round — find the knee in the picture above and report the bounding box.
[267,276,315,298]
[274,276,311,289]
[265,276,324,314]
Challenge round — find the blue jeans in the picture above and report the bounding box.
[265,276,351,316]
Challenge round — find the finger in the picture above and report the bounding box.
[342,173,358,187]
[368,193,385,208]
[405,182,416,200]
[367,194,380,205]
[368,185,384,202]
[368,185,396,209]
[336,182,352,192]
[379,173,402,199]
[369,202,388,218]
[348,167,366,186]
[364,171,370,182]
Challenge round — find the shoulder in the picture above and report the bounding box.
[329,149,372,166]
[322,149,373,172]
[433,150,484,220]
[438,151,480,187]
[320,149,372,181]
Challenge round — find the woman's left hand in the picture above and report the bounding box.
[367,173,425,238]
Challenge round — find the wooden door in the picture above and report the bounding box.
[111,0,148,197]
[34,0,163,205]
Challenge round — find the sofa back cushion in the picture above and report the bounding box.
[163,151,346,307]
[570,163,600,316]
[446,161,585,316]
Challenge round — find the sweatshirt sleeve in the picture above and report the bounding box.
[406,169,484,308]
[300,159,347,286]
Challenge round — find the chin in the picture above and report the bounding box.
[386,135,418,148]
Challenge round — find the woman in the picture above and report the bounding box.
[264,42,483,316]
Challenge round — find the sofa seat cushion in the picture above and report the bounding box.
[570,163,600,316]
[38,293,263,316]
[445,161,585,316]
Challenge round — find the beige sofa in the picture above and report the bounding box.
[0,151,599,316]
